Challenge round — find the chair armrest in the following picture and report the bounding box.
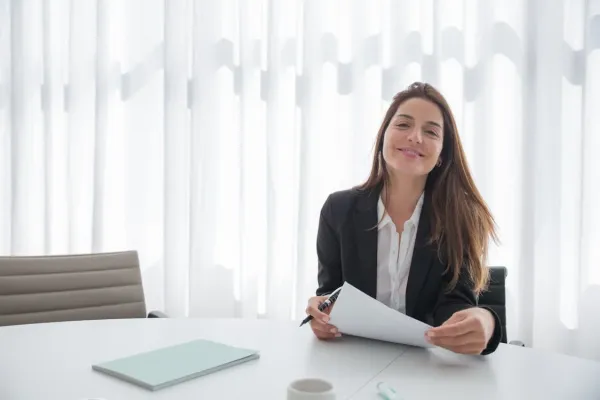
[509,340,526,347]
[147,310,169,318]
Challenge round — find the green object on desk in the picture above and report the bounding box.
[377,381,399,400]
[92,339,260,391]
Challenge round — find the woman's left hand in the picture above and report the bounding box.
[425,308,495,355]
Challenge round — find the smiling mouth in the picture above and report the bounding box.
[397,148,424,157]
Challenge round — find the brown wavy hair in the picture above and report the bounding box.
[360,82,498,295]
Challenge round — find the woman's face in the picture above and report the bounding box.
[382,97,444,178]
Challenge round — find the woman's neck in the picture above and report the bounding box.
[383,173,426,217]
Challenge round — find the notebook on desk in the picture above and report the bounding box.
[92,339,260,391]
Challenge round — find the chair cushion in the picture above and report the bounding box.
[0,251,147,326]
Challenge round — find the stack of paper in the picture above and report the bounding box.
[329,282,434,348]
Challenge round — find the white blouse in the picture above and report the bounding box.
[375,193,424,313]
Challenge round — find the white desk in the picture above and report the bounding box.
[0,318,404,399]
[353,343,600,400]
[1,319,600,400]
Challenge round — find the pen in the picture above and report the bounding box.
[376,382,398,400]
[299,287,342,327]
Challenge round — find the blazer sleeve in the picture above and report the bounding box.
[316,195,343,296]
[432,267,503,355]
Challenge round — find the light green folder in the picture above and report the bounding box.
[92,339,260,391]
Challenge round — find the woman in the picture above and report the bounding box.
[306,82,502,355]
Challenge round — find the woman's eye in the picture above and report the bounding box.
[426,130,437,136]
[396,123,409,128]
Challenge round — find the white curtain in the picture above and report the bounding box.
[1,0,599,360]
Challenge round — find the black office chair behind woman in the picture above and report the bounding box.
[478,266,525,346]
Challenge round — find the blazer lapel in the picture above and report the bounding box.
[405,194,435,317]
[352,188,379,299]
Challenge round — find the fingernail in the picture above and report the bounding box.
[335,333,342,337]
[330,328,337,334]
[427,331,435,338]
[322,317,329,323]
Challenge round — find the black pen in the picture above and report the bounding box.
[299,287,342,327]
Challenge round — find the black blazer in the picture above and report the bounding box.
[316,186,502,355]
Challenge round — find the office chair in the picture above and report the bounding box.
[478,266,525,346]
[0,250,166,327]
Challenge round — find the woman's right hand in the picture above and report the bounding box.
[306,296,341,340]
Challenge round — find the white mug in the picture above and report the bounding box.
[287,378,336,400]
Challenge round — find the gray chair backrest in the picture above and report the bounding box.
[0,250,147,327]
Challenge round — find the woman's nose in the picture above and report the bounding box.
[407,128,423,144]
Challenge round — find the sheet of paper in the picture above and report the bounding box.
[328,282,434,348]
